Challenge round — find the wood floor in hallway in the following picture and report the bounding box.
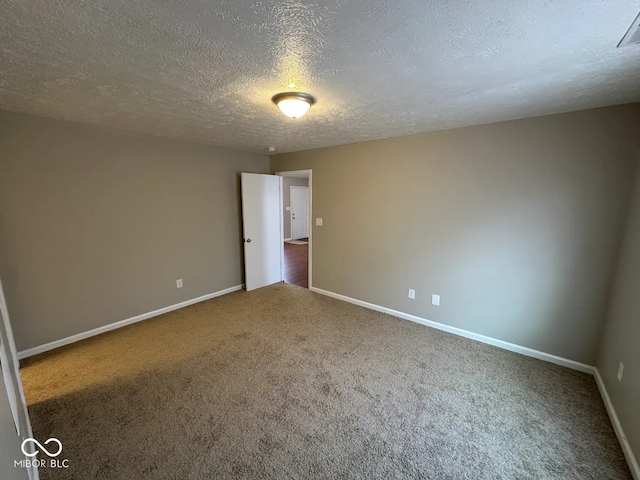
[284,241,308,288]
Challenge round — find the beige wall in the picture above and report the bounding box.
[0,111,269,352]
[272,104,640,365]
[597,157,640,462]
[281,176,309,239]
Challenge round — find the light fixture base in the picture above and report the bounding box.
[271,92,316,106]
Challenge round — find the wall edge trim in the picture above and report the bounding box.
[17,285,244,359]
[309,286,595,374]
[594,369,640,479]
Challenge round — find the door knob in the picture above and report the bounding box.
[246,238,252,243]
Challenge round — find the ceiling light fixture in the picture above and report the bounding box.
[272,92,316,118]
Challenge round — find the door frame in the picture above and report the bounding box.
[276,170,313,288]
[0,276,38,480]
[290,186,309,240]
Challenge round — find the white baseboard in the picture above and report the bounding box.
[17,285,244,359]
[595,370,640,480]
[284,238,292,242]
[309,287,595,374]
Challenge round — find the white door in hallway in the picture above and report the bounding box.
[241,173,283,291]
[290,186,309,240]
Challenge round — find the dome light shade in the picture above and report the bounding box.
[272,92,316,118]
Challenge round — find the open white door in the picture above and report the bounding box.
[241,173,284,291]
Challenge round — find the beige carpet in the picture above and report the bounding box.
[20,283,631,479]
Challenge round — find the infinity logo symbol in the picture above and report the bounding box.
[21,438,63,457]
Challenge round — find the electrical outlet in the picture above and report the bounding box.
[617,362,624,381]
[432,294,440,306]
[408,289,415,299]
[176,279,183,289]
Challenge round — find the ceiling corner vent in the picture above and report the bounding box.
[618,11,640,47]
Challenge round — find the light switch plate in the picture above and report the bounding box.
[432,294,440,306]
[316,218,323,226]
[286,206,291,211]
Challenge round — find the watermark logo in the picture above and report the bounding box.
[21,438,62,457]
[15,437,69,469]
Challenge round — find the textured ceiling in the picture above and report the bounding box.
[1,1,640,154]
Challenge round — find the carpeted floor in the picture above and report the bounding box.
[20,283,631,479]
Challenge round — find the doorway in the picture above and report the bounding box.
[277,170,312,289]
